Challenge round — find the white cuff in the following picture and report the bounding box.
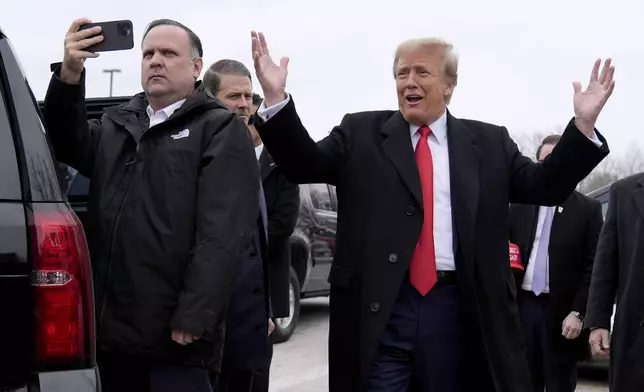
[257,94,291,121]
[588,131,603,147]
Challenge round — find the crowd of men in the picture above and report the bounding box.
[41,15,643,392]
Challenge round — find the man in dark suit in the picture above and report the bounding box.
[249,94,300,392]
[250,33,615,391]
[585,172,644,391]
[509,134,604,392]
[203,60,273,392]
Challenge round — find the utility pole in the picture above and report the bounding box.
[103,68,121,97]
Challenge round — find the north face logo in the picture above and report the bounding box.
[171,129,190,139]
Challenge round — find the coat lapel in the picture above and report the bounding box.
[446,113,481,267]
[380,112,423,206]
[259,148,276,181]
[523,205,539,269]
[548,193,573,250]
[634,176,644,221]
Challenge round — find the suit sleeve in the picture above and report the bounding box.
[43,67,102,178]
[504,118,608,206]
[255,97,352,185]
[170,114,260,339]
[585,185,619,331]
[572,199,604,315]
[268,174,300,243]
[508,204,518,243]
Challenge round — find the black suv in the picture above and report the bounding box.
[0,29,98,391]
[40,97,338,344]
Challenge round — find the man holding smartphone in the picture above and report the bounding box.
[43,18,259,392]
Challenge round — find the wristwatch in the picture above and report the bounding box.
[571,311,584,322]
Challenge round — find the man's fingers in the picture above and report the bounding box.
[562,325,570,337]
[258,32,269,55]
[251,32,261,58]
[605,80,616,100]
[68,26,103,43]
[268,319,275,336]
[68,18,92,34]
[589,58,601,85]
[605,65,615,87]
[71,35,103,52]
[598,58,610,85]
[171,330,186,345]
[573,81,582,95]
[601,331,610,350]
[251,36,262,66]
[171,330,199,346]
[280,56,290,70]
[75,50,100,59]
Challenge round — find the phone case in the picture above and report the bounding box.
[80,20,134,53]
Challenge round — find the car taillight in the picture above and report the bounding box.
[30,204,95,371]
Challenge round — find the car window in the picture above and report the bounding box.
[66,168,90,197]
[0,56,22,200]
[309,184,334,212]
[0,38,62,202]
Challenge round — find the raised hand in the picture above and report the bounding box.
[61,18,104,85]
[251,31,289,106]
[572,58,616,136]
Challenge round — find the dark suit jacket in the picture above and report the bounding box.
[509,191,603,362]
[222,205,271,370]
[259,149,300,318]
[255,97,608,392]
[586,173,644,391]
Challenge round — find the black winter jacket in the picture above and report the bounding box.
[43,68,259,371]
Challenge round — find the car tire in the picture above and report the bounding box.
[272,267,301,344]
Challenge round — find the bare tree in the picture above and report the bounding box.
[510,127,564,160]
[510,128,644,194]
[578,143,644,193]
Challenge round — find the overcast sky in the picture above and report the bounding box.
[4,0,643,154]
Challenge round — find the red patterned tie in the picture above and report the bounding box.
[410,125,437,296]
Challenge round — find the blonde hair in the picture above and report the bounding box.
[393,37,459,104]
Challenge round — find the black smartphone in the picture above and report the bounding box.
[79,20,134,53]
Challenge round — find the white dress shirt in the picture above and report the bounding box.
[146,99,186,128]
[255,143,264,160]
[257,94,604,273]
[521,206,555,293]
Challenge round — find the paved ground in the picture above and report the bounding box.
[270,298,609,392]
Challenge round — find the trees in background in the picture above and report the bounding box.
[511,130,644,194]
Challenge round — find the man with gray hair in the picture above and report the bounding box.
[204,60,300,392]
[250,32,615,391]
[43,18,259,392]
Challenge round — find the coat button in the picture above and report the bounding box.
[388,253,398,263]
[406,206,415,216]
[370,302,380,313]
[640,319,644,327]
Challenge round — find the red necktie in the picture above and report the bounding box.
[409,125,438,296]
